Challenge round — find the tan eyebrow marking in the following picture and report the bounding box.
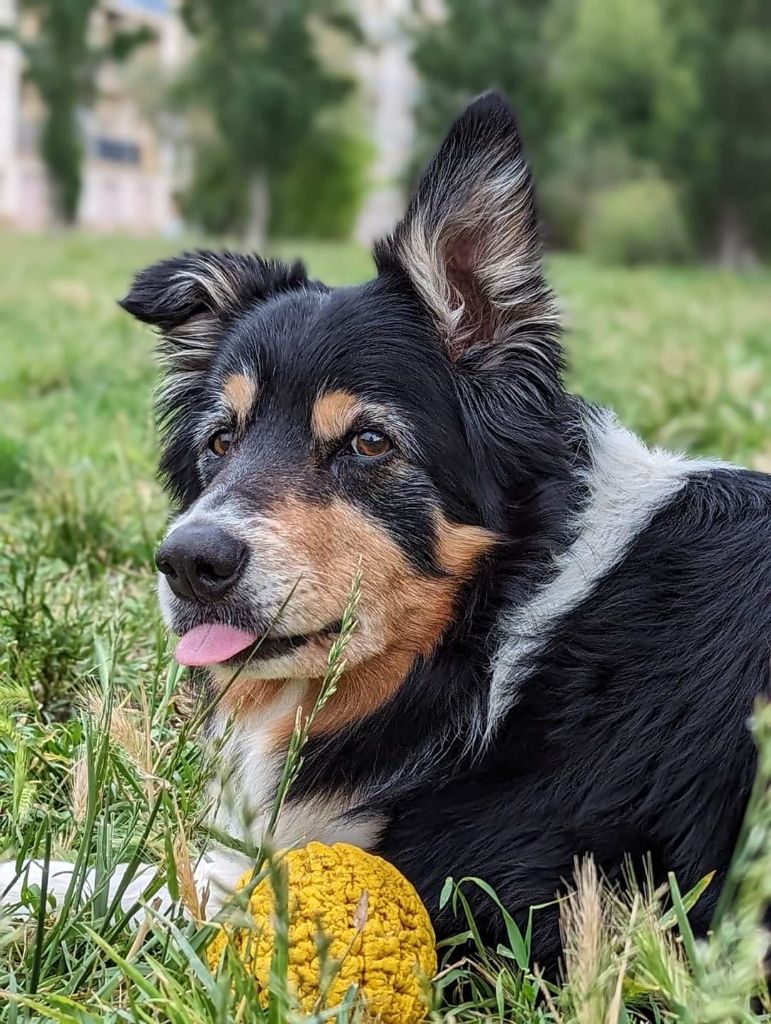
[311,389,361,443]
[222,372,258,426]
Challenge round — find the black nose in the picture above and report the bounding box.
[155,523,247,602]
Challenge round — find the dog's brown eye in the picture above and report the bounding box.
[209,430,233,457]
[350,430,392,458]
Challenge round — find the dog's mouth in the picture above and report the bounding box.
[174,622,341,668]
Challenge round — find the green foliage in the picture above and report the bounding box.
[12,0,154,223]
[0,531,93,719]
[582,177,693,265]
[409,0,700,258]
[178,0,361,242]
[270,131,372,240]
[539,141,650,250]
[664,0,771,259]
[181,130,371,242]
[410,0,557,181]
[16,0,94,223]
[411,0,771,263]
[546,0,699,168]
[177,139,249,237]
[0,434,30,497]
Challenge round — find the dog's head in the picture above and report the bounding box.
[121,94,563,701]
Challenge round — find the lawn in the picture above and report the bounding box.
[0,231,770,1021]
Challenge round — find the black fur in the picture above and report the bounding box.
[122,92,771,970]
[380,468,770,965]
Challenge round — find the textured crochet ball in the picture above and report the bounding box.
[207,842,436,1023]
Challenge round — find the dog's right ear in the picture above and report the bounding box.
[374,93,558,362]
[120,250,310,378]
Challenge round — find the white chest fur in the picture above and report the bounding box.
[199,681,383,914]
[207,681,382,854]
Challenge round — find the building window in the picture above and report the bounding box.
[94,137,142,164]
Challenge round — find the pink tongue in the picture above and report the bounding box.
[175,624,259,667]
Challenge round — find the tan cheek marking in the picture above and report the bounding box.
[222,372,257,426]
[211,671,289,721]
[258,498,496,742]
[436,515,497,574]
[311,390,360,443]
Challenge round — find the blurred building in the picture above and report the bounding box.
[0,0,186,233]
[0,0,434,240]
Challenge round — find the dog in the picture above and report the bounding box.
[4,93,770,971]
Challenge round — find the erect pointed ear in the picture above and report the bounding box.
[120,249,312,378]
[374,93,558,360]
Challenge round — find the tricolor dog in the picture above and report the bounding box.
[4,94,770,969]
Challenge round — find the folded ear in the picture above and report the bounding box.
[121,250,313,507]
[120,249,310,377]
[374,93,558,360]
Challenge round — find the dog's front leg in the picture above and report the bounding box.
[0,850,249,923]
[0,859,171,918]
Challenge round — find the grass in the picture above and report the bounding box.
[0,230,770,1021]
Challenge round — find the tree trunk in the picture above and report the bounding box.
[715,205,757,269]
[244,175,270,251]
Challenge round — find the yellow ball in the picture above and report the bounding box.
[207,842,436,1023]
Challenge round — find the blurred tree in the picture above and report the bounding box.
[410,0,557,180]
[269,129,372,240]
[7,1,153,224]
[176,138,249,237]
[540,0,699,252]
[582,175,692,265]
[179,0,360,246]
[665,0,771,263]
[546,0,698,169]
[411,0,770,264]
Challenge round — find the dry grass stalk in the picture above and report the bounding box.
[83,685,156,803]
[173,810,203,923]
[70,751,89,825]
[560,857,614,1024]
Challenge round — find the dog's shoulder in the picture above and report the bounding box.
[487,409,771,736]
[677,462,771,522]
[638,460,771,584]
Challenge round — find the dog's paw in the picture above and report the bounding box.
[0,859,174,922]
[0,850,250,924]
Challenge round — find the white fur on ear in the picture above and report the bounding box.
[120,250,311,380]
[375,93,559,359]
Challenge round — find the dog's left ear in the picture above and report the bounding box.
[374,93,558,359]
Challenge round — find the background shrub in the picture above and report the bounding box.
[177,139,249,237]
[539,141,650,250]
[582,176,693,265]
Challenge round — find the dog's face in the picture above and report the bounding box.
[121,94,562,698]
[135,273,500,682]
